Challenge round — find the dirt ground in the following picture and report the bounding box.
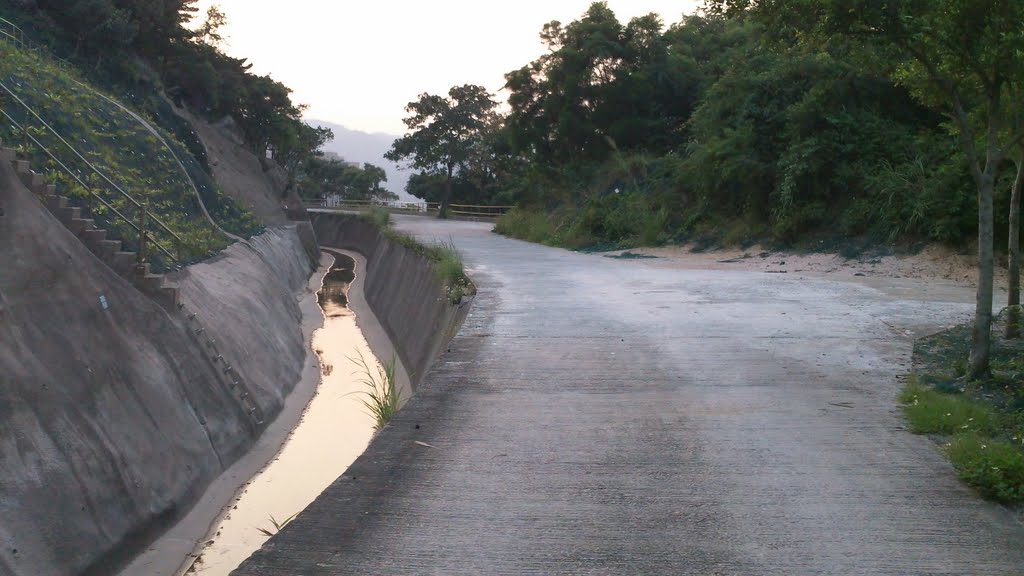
[615,243,1013,291]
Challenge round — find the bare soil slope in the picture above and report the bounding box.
[176,109,306,227]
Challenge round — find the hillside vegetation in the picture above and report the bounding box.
[0,0,341,267]
[385,3,1017,253]
[0,43,263,266]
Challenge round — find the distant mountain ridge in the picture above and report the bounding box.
[305,119,416,202]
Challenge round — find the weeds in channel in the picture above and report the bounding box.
[347,350,400,430]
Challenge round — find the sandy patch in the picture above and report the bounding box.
[616,243,1014,289]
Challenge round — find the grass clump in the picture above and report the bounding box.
[899,380,999,436]
[255,512,298,537]
[348,350,400,431]
[366,205,390,228]
[430,238,471,304]
[901,314,1024,504]
[945,434,1024,503]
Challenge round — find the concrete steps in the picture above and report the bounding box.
[3,142,180,310]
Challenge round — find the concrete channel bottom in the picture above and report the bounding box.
[183,251,380,575]
[235,215,1024,575]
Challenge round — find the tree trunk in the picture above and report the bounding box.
[969,174,996,378]
[1006,154,1023,338]
[439,168,453,219]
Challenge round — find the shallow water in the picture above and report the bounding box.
[187,252,378,575]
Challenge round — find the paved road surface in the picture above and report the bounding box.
[236,216,1024,575]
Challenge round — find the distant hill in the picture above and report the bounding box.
[305,119,416,203]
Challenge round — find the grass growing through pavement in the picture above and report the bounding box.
[900,316,1024,504]
[348,350,400,431]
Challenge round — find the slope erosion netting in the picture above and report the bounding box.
[0,43,262,268]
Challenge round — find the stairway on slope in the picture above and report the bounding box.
[2,142,180,309]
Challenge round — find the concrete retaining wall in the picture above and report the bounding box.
[310,213,471,389]
[0,160,315,576]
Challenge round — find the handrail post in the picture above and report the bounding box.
[137,202,148,267]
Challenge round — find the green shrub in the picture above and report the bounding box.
[899,382,999,436]
[494,207,558,244]
[946,434,1024,503]
[367,206,390,228]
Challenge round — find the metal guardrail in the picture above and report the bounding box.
[0,17,70,69]
[309,199,512,218]
[447,203,513,218]
[315,198,429,212]
[0,37,183,262]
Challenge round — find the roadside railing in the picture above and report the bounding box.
[313,198,431,213]
[0,17,70,69]
[307,199,512,219]
[447,203,513,218]
[0,77,184,264]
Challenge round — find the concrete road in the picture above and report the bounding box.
[236,216,1024,575]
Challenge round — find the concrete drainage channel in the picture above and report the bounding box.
[144,214,472,576]
[180,250,380,575]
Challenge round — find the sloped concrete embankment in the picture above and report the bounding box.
[310,212,471,390]
[0,159,315,576]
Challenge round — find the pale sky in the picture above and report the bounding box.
[192,1,704,135]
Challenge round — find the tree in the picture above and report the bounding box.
[36,0,136,59]
[1008,150,1023,338]
[385,84,497,218]
[114,0,198,60]
[195,4,227,46]
[711,0,1024,377]
[298,158,395,203]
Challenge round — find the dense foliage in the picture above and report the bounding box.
[298,156,396,203]
[0,0,328,185]
[0,43,261,268]
[390,2,1021,255]
[386,85,499,217]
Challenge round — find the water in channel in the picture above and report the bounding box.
[187,251,380,575]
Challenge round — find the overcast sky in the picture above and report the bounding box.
[192,1,703,135]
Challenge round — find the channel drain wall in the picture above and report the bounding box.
[309,213,471,390]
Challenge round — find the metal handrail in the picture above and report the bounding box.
[0,78,185,249]
[0,105,177,261]
[447,203,513,217]
[0,17,70,68]
[306,199,512,218]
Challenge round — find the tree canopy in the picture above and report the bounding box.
[1,0,329,181]
[385,84,498,217]
[299,157,396,203]
[378,1,1024,377]
[707,0,1024,380]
